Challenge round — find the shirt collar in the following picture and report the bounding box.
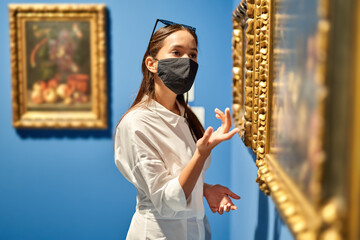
[143,95,185,127]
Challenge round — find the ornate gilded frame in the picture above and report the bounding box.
[9,4,107,129]
[234,0,360,239]
[232,1,251,146]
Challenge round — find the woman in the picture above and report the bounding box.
[115,19,240,240]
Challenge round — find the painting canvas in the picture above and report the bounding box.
[269,0,327,203]
[26,21,91,111]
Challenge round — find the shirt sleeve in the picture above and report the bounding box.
[130,128,188,217]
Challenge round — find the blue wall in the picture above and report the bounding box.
[229,138,294,240]
[0,0,295,239]
[0,0,234,239]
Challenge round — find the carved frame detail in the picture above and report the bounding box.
[232,1,249,145]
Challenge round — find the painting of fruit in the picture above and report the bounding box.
[25,21,91,111]
[10,4,107,128]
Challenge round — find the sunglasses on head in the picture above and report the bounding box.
[147,19,196,56]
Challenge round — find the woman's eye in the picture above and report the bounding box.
[172,51,180,56]
[190,54,197,58]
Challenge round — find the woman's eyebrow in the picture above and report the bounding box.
[170,45,198,52]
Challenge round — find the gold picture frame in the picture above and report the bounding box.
[232,1,250,146]
[9,4,107,129]
[235,0,360,239]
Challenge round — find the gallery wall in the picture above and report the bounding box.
[0,0,234,239]
[0,0,294,239]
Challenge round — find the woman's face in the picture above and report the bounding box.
[155,30,198,63]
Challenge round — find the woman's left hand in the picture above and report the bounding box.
[203,184,240,215]
[196,108,239,157]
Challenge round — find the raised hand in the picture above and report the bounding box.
[204,184,241,215]
[197,108,239,156]
[179,108,239,199]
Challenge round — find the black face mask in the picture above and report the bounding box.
[157,58,198,95]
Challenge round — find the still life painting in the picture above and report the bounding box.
[9,4,107,128]
[26,21,91,111]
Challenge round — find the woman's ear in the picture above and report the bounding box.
[145,56,158,74]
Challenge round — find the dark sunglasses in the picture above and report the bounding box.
[147,19,196,55]
[150,19,196,38]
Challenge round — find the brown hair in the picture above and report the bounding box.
[117,24,204,141]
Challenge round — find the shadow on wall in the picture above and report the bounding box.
[16,7,113,140]
[254,189,269,240]
[248,147,256,164]
[250,146,286,240]
[254,181,286,240]
[273,209,284,240]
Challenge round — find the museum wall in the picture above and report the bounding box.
[0,0,296,239]
[0,0,236,239]
[229,137,294,240]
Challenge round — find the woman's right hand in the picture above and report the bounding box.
[196,108,239,156]
[204,183,240,214]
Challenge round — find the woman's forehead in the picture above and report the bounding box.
[162,30,197,49]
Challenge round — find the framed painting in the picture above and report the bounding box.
[242,0,360,238]
[9,4,107,129]
[249,0,331,236]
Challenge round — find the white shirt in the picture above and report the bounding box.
[114,97,211,240]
